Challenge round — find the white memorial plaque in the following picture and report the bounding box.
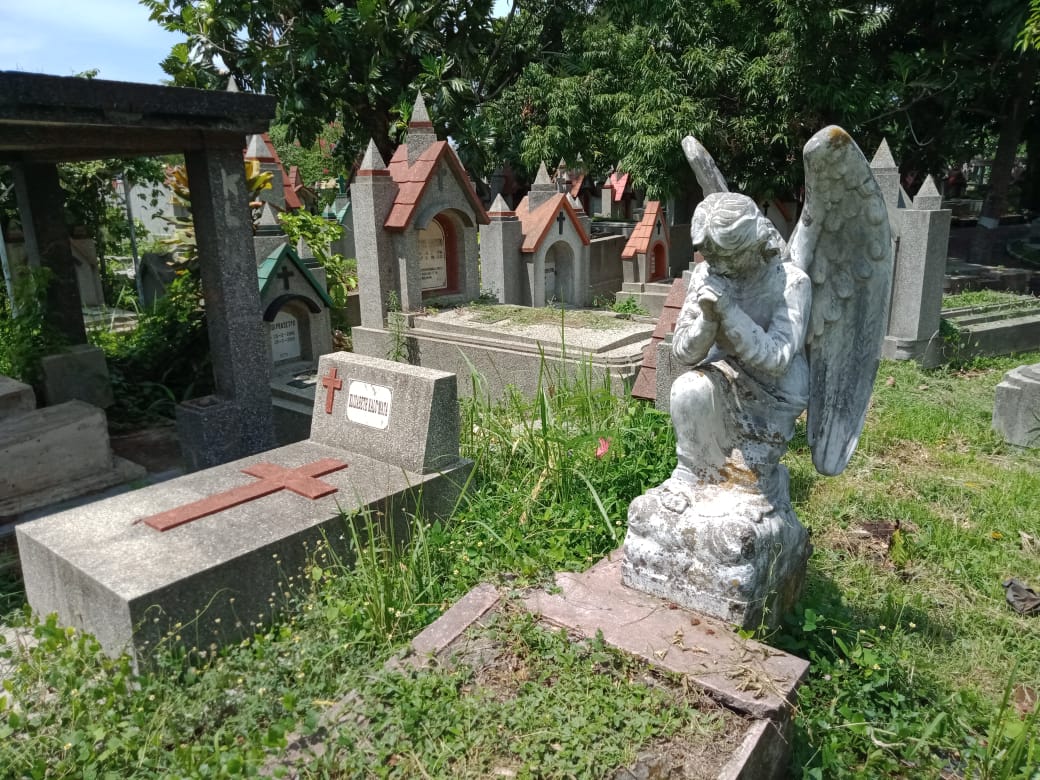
[419,221,447,290]
[270,311,301,362]
[346,381,392,430]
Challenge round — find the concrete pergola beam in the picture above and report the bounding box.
[0,71,278,468]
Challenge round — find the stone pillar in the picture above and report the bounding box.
[353,140,399,327]
[528,163,556,210]
[600,182,614,218]
[482,195,523,303]
[11,162,86,343]
[881,175,951,367]
[180,144,275,469]
[870,140,903,235]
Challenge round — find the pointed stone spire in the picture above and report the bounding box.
[359,138,387,172]
[488,193,513,216]
[226,75,240,93]
[913,175,943,211]
[870,139,897,173]
[870,137,902,226]
[245,133,276,162]
[296,237,316,261]
[406,91,438,165]
[411,92,432,126]
[528,162,557,210]
[258,202,282,229]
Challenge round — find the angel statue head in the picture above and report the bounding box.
[690,192,783,278]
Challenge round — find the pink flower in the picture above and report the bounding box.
[595,437,611,459]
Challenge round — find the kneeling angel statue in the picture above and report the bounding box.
[622,127,894,629]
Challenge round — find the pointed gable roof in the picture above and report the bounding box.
[607,171,631,202]
[514,192,590,253]
[621,201,667,259]
[384,140,489,230]
[257,243,333,308]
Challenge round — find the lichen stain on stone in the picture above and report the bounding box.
[827,127,852,148]
[718,461,758,489]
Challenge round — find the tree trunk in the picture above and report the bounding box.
[972,53,1039,262]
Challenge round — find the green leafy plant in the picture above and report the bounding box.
[161,162,272,271]
[0,267,67,387]
[611,295,650,317]
[90,273,211,427]
[385,290,408,363]
[277,209,357,307]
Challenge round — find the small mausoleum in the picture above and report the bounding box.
[352,94,489,330]
[482,163,592,307]
[621,201,671,284]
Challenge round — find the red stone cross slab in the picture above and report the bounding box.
[138,458,349,532]
[322,367,343,414]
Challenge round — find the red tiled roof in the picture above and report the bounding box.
[569,173,585,198]
[631,278,688,401]
[514,193,591,253]
[621,201,667,259]
[609,172,630,202]
[282,164,303,210]
[384,140,489,230]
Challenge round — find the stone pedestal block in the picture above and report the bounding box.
[175,396,244,473]
[40,344,113,409]
[622,475,811,631]
[992,363,1040,448]
[0,376,36,420]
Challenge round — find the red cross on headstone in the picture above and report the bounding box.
[322,366,343,414]
[137,458,349,532]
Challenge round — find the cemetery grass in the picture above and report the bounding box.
[0,354,1039,776]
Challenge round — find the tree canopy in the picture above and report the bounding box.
[144,0,1039,209]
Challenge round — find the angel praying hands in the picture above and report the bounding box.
[622,127,894,630]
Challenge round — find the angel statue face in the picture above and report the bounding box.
[691,192,781,279]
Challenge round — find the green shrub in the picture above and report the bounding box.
[92,272,212,426]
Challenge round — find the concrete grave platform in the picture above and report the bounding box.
[17,353,472,662]
[268,555,808,779]
[381,554,806,780]
[353,306,653,400]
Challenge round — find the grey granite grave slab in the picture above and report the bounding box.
[17,441,470,661]
[0,400,144,516]
[17,352,471,663]
[993,362,1040,448]
[352,307,653,401]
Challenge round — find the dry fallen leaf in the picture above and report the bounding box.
[1021,531,1039,555]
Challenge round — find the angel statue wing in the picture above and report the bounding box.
[681,136,729,196]
[786,126,894,476]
